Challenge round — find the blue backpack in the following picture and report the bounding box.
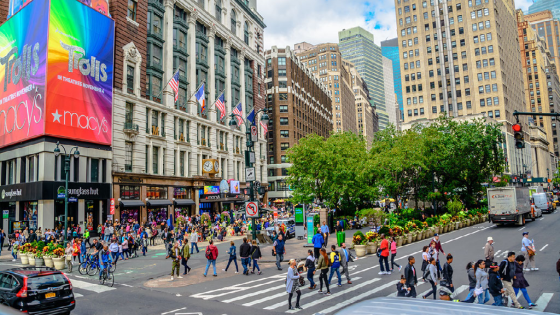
[331,251,340,268]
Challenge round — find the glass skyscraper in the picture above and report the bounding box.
[381,38,403,121]
[338,27,389,130]
[528,0,560,20]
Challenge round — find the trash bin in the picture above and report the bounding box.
[337,231,345,247]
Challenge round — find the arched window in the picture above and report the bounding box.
[215,0,222,23]
[244,21,249,44]
[230,10,236,35]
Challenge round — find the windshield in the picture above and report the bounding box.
[28,274,68,290]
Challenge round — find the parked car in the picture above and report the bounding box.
[0,267,76,315]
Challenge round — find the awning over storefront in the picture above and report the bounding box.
[146,199,172,207]
[174,199,195,206]
[120,200,145,208]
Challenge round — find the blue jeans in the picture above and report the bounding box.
[225,256,238,272]
[191,242,199,254]
[241,258,250,274]
[492,294,503,306]
[204,259,217,276]
[276,254,284,269]
[111,252,119,263]
[11,250,17,259]
[142,246,147,255]
[462,288,476,303]
[379,255,389,272]
[307,267,315,288]
[514,287,533,304]
[252,259,260,272]
[478,289,490,304]
[328,267,341,285]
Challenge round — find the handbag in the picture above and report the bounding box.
[439,279,448,287]
[473,287,484,297]
[526,247,535,257]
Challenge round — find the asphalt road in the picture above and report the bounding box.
[1,212,558,315]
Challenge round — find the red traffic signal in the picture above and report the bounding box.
[512,124,522,132]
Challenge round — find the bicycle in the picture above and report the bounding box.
[79,254,96,275]
[99,261,115,287]
[86,255,101,276]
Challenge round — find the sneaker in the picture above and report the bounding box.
[177,276,183,279]
[12,259,16,262]
[387,271,392,275]
[347,281,352,284]
[288,307,295,310]
[222,269,226,272]
[518,306,526,309]
[170,277,174,281]
[326,292,331,296]
[530,268,535,271]
[398,266,402,272]
[296,306,303,310]
[318,290,323,293]
[258,271,262,275]
[529,303,537,307]
[337,284,342,287]
[523,268,530,271]
[203,274,207,277]
[533,268,539,271]
[213,274,217,277]
[378,271,385,275]
[251,271,255,274]
[235,271,239,274]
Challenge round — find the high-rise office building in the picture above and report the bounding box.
[381,38,404,121]
[524,10,560,78]
[338,27,389,130]
[344,60,376,144]
[528,0,560,21]
[383,57,400,129]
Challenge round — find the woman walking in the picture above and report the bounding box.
[305,250,316,289]
[251,240,262,275]
[422,258,438,299]
[389,236,401,272]
[141,234,148,256]
[475,260,490,304]
[286,259,303,310]
[317,248,331,295]
[461,262,477,303]
[513,255,538,308]
[442,254,454,293]
[222,241,239,273]
[421,246,430,281]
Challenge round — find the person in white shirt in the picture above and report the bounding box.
[521,232,538,271]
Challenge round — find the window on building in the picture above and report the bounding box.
[127,0,137,21]
[231,10,237,35]
[125,142,133,172]
[215,0,222,23]
[244,22,249,45]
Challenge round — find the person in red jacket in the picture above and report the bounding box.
[431,234,445,279]
[203,239,219,277]
[378,234,391,275]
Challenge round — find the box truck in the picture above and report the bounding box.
[487,187,532,226]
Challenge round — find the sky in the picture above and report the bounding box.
[259,0,535,49]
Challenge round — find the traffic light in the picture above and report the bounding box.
[513,123,524,149]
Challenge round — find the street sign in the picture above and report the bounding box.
[245,167,256,181]
[251,125,257,142]
[110,198,115,215]
[249,152,255,164]
[254,181,261,189]
[245,201,259,217]
[2,210,8,219]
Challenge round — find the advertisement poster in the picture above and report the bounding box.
[307,216,314,244]
[204,186,220,195]
[295,205,304,223]
[8,0,110,20]
[230,180,240,194]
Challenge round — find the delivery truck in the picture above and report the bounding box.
[487,187,532,226]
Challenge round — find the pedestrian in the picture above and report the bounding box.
[190,228,200,254]
[181,239,191,275]
[442,253,454,293]
[320,221,329,247]
[141,234,148,256]
[389,236,401,272]
[499,251,524,309]
[484,236,495,266]
[312,228,324,259]
[513,255,538,308]
[521,232,538,271]
[340,242,355,284]
[317,248,331,295]
[122,237,129,260]
[421,245,430,281]
[397,275,410,297]
[273,234,285,271]
[474,259,490,304]
[378,234,390,275]
[239,237,251,275]
[203,239,218,277]
[304,250,316,289]
[488,262,505,306]
[404,256,418,298]
[431,234,445,279]
[286,259,303,310]
[328,245,342,287]
[223,240,239,273]
[422,258,438,299]
[10,238,19,261]
[557,253,560,282]
[109,240,119,263]
[251,240,262,275]
[168,242,183,281]
[65,242,74,273]
[72,240,80,265]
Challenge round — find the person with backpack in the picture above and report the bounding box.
[223,241,239,273]
[328,245,342,287]
[499,251,523,309]
[488,262,505,306]
[422,258,438,299]
[317,248,331,295]
[181,239,191,275]
[203,239,218,277]
[304,249,316,289]
[378,234,390,275]
[251,240,262,275]
[312,229,324,259]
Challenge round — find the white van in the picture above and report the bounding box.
[531,193,547,217]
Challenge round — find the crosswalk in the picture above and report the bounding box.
[66,275,117,299]
[189,267,556,314]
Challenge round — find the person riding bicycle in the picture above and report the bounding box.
[88,239,103,262]
[98,245,113,280]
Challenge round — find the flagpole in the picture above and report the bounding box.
[155,67,181,101]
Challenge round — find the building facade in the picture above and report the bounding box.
[345,61,376,144]
[383,56,400,128]
[525,10,560,79]
[338,27,388,130]
[528,0,560,21]
[264,46,332,200]
[110,0,268,224]
[295,43,358,134]
[381,38,404,121]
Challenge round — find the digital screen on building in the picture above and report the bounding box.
[0,0,114,148]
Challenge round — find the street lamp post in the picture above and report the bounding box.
[228,109,269,241]
[54,142,80,247]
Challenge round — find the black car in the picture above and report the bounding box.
[0,267,76,315]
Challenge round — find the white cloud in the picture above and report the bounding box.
[515,0,533,12]
[259,0,398,49]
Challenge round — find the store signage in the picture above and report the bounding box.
[230,181,240,194]
[204,195,220,200]
[1,189,22,199]
[203,186,220,194]
[67,187,99,197]
[110,198,115,215]
[3,210,9,219]
[68,197,78,202]
[57,186,66,199]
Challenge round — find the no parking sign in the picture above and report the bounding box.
[245,201,259,218]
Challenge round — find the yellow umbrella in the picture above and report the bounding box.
[384,198,396,202]
[274,199,285,203]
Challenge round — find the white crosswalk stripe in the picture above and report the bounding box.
[533,293,554,312]
[70,279,116,293]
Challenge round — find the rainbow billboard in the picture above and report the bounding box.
[0,0,114,148]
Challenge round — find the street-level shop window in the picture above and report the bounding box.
[120,185,140,200]
[147,186,167,199]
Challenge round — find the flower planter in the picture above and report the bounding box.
[434,226,440,234]
[407,234,413,244]
[415,233,422,242]
[52,257,65,270]
[455,222,460,230]
[20,254,29,265]
[44,256,54,268]
[354,245,367,257]
[443,225,448,233]
[397,236,403,247]
[35,257,45,267]
[29,255,36,266]
[366,242,378,254]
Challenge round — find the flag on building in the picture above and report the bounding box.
[168,69,180,102]
[260,120,268,134]
[214,92,226,120]
[247,108,255,125]
[233,103,243,126]
[196,83,205,114]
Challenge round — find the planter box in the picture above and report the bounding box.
[397,237,403,247]
[52,257,65,270]
[407,234,413,244]
[434,226,440,234]
[44,256,54,268]
[355,245,367,257]
[416,233,422,242]
[29,255,36,266]
[443,225,448,233]
[21,254,29,265]
[35,257,45,267]
[366,242,378,254]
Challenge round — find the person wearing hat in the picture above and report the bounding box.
[484,236,495,267]
[488,262,505,306]
[521,232,538,271]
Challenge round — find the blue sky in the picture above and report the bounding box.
[260,0,534,48]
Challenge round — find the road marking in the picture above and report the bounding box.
[387,281,426,297]
[451,285,469,299]
[519,227,526,231]
[74,293,83,298]
[161,307,187,315]
[307,280,398,315]
[286,278,385,313]
[418,284,440,298]
[532,293,554,312]
[224,285,285,304]
[70,279,116,293]
[190,276,285,299]
[539,217,545,221]
[540,244,548,251]
[494,250,502,257]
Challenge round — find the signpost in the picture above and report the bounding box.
[245,201,259,218]
[250,125,257,142]
[245,167,256,181]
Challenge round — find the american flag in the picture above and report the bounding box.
[168,69,180,102]
[233,103,243,126]
[260,120,268,134]
[214,92,226,120]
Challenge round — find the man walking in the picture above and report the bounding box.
[328,245,342,287]
[340,243,355,284]
[484,236,495,266]
[312,228,324,259]
[181,239,191,275]
[273,234,285,270]
[190,228,199,254]
[168,241,183,281]
[404,256,418,298]
[378,234,390,275]
[320,221,330,247]
[499,251,523,309]
[239,237,251,275]
[521,232,538,271]
[203,240,219,277]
